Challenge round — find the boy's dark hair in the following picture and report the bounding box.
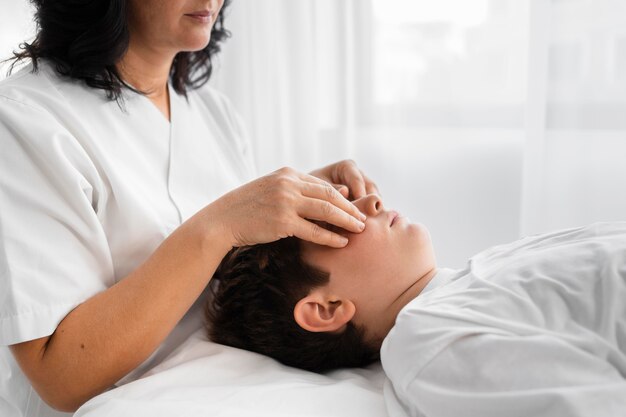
[6,0,231,103]
[206,237,380,373]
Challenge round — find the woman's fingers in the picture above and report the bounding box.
[333,183,350,198]
[334,161,367,200]
[298,197,365,234]
[362,172,381,197]
[298,174,366,222]
[309,160,381,201]
[217,166,378,249]
[292,217,349,248]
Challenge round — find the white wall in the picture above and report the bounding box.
[541,132,626,231]
[0,0,35,76]
[319,128,524,268]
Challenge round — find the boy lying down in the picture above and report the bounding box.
[205,193,626,417]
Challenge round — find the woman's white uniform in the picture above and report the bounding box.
[0,61,256,417]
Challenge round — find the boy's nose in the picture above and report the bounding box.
[353,194,383,217]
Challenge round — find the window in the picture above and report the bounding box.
[361,0,529,128]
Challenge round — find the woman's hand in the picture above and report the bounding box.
[209,167,367,248]
[309,159,380,200]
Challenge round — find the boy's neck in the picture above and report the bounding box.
[393,267,438,310]
[372,267,439,346]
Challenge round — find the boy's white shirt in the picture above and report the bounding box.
[381,222,626,417]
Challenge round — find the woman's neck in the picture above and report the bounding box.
[117,43,173,120]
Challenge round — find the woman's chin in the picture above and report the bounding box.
[179,35,212,52]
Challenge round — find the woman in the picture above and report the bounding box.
[0,1,378,416]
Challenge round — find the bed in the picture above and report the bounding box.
[74,329,388,417]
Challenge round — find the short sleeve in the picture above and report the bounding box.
[393,332,626,417]
[0,95,114,346]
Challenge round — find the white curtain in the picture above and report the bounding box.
[211,0,362,173]
[522,0,626,236]
[212,0,626,267]
[2,0,625,267]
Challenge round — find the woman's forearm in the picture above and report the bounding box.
[10,203,233,412]
[10,164,371,412]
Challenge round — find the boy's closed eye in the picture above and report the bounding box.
[312,220,351,237]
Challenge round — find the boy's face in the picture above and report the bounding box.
[300,194,436,343]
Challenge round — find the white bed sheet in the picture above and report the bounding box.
[75,329,388,417]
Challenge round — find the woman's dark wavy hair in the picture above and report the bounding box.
[7,0,231,102]
[206,238,380,373]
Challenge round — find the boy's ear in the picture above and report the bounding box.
[293,292,356,333]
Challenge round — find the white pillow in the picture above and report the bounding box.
[76,329,388,417]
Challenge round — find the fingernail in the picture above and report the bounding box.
[358,221,365,230]
[340,237,349,246]
[360,213,367,221]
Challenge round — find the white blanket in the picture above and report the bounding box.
[76,329,387,417]
[381,222,626,417]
